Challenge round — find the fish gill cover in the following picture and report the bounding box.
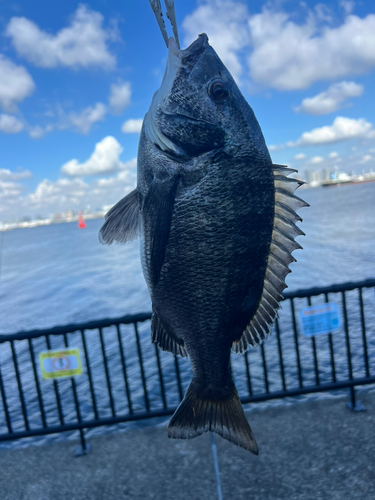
[99,0,308,454]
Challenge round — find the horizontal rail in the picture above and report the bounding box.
[2,278,374,342]
[283,278,375,299]
[239,375,375,405]
[0,312,152,343]
[0,375,374,443]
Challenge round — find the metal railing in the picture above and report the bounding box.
[0,278,374,453]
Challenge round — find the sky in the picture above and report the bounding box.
[1,0,375,221]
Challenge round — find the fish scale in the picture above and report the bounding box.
[157,165,272,329]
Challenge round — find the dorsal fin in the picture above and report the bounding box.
[232,164,309,354]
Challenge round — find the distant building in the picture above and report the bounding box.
[314,170,322,184]
[304,170,314,185]
[337,172,351,181]
[322,168,330,182]
[304,169,322,187]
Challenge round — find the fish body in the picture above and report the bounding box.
[100,34,307,453]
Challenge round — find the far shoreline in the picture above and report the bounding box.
[0,212,104,232]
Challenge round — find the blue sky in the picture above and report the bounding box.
[1,0,375,220]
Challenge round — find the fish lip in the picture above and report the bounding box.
[168,37,179,55]
[181,33,209,58]
[166,33,209,68]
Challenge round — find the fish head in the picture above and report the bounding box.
[144,33,270,162]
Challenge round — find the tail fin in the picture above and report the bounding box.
[167,381,258,454]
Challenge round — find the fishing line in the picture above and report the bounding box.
[210,432,223,500]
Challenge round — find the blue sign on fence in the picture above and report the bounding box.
[299,302,341,337]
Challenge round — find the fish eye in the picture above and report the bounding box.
[208,79,229,103]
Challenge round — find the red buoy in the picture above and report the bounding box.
[78,212,86,229]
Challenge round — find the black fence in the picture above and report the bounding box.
[0,278,374,453]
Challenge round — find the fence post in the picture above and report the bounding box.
[346,386,366,412]
[74,429,91,457]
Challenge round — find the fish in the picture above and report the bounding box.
[99,33,308,453]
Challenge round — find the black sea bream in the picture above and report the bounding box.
[100,34,308,453]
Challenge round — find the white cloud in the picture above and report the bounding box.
[1,160,137,220]
[28,125,52,139]
[340,1,355,16]
[109,82,131,114]
[271,117,375,150]
[6,5,116,69]
[0,180,23,199]
[0,170,31,218]
[0,168,32,181]
[61,136,130,176]
[310,156,324,164]
[293,153,306,160]
[248,8,375,90]
[329,151,339,158]
[359,154,372,164]
[121,119,143,134]
[28,177,88,207]
[0,114,24,134]
[68,103,107,134]
[295,81,363,115]
[29,126,44,139]
[296,117,375,146]
[182,2,375,91]
[0,177,28,215]
[28,102,107,137]
[314,4,334,24]
[0,55,35,112]
[182,0,250,82]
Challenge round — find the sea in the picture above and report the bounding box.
[1,183,375,334]
[0,182,374,448]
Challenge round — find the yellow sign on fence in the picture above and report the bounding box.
[39,348,82,380]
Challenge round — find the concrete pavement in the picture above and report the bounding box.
[0,392,374,500]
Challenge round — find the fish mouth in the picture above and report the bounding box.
[182,33,209,58]
[167,33,209,68]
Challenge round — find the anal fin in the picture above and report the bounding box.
[151,308,187,357]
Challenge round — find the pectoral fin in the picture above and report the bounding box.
[143,174,180,285]
[99,189,140,245]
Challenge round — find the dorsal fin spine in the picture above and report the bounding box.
[232,165,307,354]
